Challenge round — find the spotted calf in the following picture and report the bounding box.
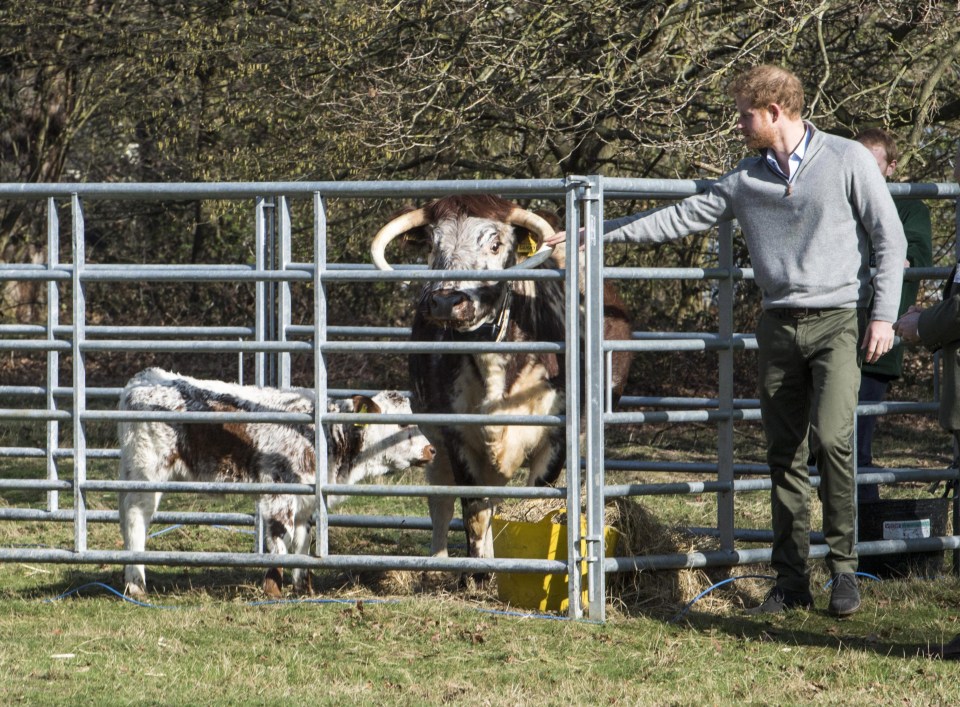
[118,368,433,597]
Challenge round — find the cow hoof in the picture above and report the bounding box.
[292,571,314,597]
[419,570,460,592]
[461,572,492,592]
[262,568,284,598]
[124,582,146,599]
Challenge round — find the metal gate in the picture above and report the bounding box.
[1,177,958,622]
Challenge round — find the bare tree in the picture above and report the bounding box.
[1,0,958,329]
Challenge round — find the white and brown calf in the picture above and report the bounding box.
[118,367,433,597]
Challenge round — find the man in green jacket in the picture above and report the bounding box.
[547,64,907,618]
[894,271,960,660]
[854,128,933,503]
[893,140,960,659]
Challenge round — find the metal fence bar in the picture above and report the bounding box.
[0,179,571,200]
[716,220,736,553]
[314,192,331,558]
[0,547,568,574]
[584,175,608,621]
[255,197,269,387]
[0,508,465,532]
[70,194,88,553]
[564,179,584,619]
[46,197,61,513]
[278,196,293,388]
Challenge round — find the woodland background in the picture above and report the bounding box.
[2,0,960,397]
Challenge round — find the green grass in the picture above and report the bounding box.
[1,415,959,704]
[0,570,958,705]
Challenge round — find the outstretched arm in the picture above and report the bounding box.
[544,228,578,248]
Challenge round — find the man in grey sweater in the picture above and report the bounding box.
[547,64,907,617]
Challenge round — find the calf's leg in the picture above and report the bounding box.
[120,489,162,597]
[289,498,314,595]
[261,496,296,598]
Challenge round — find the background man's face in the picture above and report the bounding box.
[734,96,776,150]
[863,143,896,178]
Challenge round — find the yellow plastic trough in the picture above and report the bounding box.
[491,509,620,612]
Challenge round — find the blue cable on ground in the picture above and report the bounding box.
[147,525,183,539]
[474,607,584,621]
[825,571,881,587]
[671,570,886,622]
[671,574,775,622]
[44,582,179,610]
[43,571,897,622]
[148,524,257,539]
[247,597,399,608]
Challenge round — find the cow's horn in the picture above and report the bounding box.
[370,208,428,271]
[507,207,555,270]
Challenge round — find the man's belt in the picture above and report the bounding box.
[768,307,843,319]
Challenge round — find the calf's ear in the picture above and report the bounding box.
[351,395,381,416]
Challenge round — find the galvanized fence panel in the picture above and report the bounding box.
[1,178,959,623]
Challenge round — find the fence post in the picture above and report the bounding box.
[564,179,584,619]
[255,196,279,387]
[70,194,88,553]
[278,196,293,388]
[46,198,60,514]
[583,175,607,621]
[716,221,736,552]
[313,192,330,558]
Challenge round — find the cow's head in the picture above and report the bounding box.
[328,391,434,488]
[370,195,555,333]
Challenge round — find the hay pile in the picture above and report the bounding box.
[345,496,768,614]
[495,497,764,615]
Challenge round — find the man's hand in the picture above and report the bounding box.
[861,319,896,364]
[543,230,567,247]
[894,305,923,344]
[544,226,585,249]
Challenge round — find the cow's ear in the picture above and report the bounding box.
[515,208,562,259]
[516,232,539,257]
[352,395,381,415]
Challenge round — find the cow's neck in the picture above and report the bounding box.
[448,288,512,343]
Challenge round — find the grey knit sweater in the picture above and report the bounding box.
[604,125,907,322]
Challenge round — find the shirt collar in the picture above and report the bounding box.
[764,125,811,182]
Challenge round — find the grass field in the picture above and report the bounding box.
[1,561,958,704]
[1,415,958,704]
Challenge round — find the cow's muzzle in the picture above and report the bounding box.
[427,288,474,323]
[418,444,437,464]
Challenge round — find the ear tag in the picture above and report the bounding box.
[517,233,538,257]
[354,403,369,428]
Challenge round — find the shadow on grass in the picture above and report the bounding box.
[25,564,427,605]
[21,565,263,603]
[677,608,932,660]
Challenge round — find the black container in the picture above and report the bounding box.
[857,498,950,578]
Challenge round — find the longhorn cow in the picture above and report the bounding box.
[371,194,632,565]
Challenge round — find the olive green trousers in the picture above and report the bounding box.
[757,308,863,593]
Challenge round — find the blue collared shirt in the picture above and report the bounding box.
[764,126,811,182]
